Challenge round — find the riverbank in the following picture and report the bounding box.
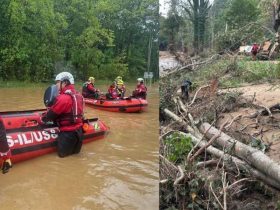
[0,79,158,89]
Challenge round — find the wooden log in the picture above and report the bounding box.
[163,108,197,136]
[180,132,280,189]
[200,123,280,184]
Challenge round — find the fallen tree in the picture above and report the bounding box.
[181,132,280,190]
[163,108,280,189]
[162,54,220,77]
[200,123,280,184]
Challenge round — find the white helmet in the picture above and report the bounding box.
[55,72,74,84]
[137,78,144,82]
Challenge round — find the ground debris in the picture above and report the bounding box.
[160,82,280,209]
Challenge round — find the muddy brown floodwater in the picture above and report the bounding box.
[0,83,159,210]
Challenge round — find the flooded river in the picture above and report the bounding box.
[159,51,181,77]
[0,83,159,210]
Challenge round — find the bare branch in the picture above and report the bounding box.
[174,166,185,185]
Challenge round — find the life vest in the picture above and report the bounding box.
[117,84,125,94]
[108,86,118,99]
[59,89,84,125]
[133,84,147,99]
[137,84,147,93]
[82,82,98,98]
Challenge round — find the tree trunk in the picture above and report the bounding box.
[200,123,280,184]
[181,132,280,190]
[193,0,199,53]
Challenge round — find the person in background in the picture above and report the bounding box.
[42,72,84,158]
[132,78,147,99]
[82,77,100,99]
[251,43,259,61]
[181,80,192,101]
[106,82,118,99]
[115,76,126,97]
[0,116,12,174]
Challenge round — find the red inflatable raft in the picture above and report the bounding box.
[0,109,108,163]
[84,97,148,113]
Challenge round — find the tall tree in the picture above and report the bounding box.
[182,0,211,52]
[166,0,182,51]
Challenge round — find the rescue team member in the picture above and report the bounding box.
[115,76,126,97]
[251,43,259,61]
[41,72,84,158]
[0,116,12,174]
[106,82,118,99]
[132,78,147,99]
[181,80,192,100]
[82,77,100,99]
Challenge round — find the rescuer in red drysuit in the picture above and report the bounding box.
[42,72,84,158]
[0,116,12,173]
[251,43,259,61]
[132,78,147,99]
[82,77,100,99]
[115,76,126,98]
[106,82,119,99]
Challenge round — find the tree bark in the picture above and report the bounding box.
[200,123,280,184]
[180,132,280,189]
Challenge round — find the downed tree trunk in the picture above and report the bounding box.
[162,54,220,77]
[180,132,280,190]
[200,123,280,184]
[164,108,197,136]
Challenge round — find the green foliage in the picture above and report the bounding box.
[235,61,280,83]
[215,25,263,52]
[164,132,193,163]
[98,56,128,80]
[164,0,183,48]
[95,0,159,79]
[160,165,210,210]
[214,0,261,51]
[161,0,271,54]
[0,0,158,82]
[224,0,259,29]
[164,57,280,90]
[249,137,269,152]
[159,78,177,112]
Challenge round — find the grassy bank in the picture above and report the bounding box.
[0,80,114,88]
[0,81,49,88]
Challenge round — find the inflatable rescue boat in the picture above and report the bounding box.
[1,109,108,163]
[84,97,148,113]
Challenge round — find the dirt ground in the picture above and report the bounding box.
[217,83,280,162]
